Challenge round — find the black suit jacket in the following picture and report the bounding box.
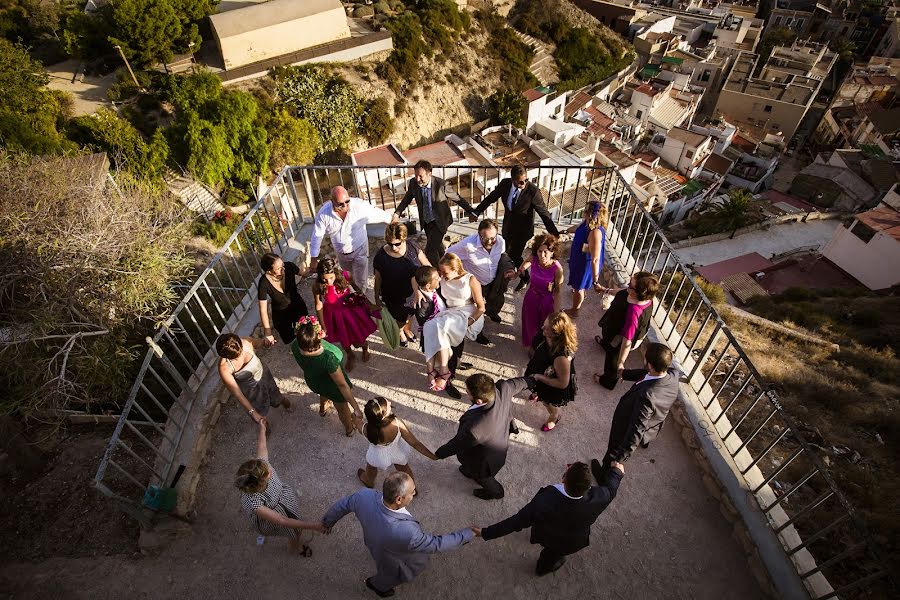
[435,377,532,478]
[606,368,680,463]
[481,468,623,554]
[395,176,474,235]
[474,178,559,244]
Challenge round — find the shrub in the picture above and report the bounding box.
[221,186,249,207]
[374,1,391,14]
[193,209,242,246]
[353,5,374,17]
[361,97,394,146]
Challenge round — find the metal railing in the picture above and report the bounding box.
[95,164,892,599]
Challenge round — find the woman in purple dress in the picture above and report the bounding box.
[518,234,564,348]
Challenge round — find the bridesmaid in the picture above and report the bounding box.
[257,253,309,345]
[517,234,564,348]
[566,201,607,317]
[313,258,377,371]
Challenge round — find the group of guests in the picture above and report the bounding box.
[217,164,684,597]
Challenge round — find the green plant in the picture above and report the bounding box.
[361,97,394,146]
[486,90,526,128]
[220,186,249,207]
[374,0,391,14]
[193,208,243,246]
[353,5,374,17]
[264,109,319,170]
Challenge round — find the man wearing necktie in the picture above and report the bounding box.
[393,160,476,267]
[472,165,560,295]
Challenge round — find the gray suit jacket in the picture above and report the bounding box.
[322,489,473,585]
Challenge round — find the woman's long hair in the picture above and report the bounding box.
[235,459,270,494]
[545,311,578,356]
[312,257,351,295]
[364,397,396,445]
[586,201,609,230]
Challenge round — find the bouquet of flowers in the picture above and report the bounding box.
[342,292,370,308]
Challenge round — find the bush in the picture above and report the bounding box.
[221,186,249,207]
[353,5,374,17]
[374,1,391,14]
[193,209,242,246]
[476,8,538,93]
[361,97,394,146]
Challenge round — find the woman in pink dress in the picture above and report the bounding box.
[518,234,564,348]
[312,258,377,371]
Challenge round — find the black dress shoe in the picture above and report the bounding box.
[486,312,502,323]
[473,488,504,500]
[590,458,606,484]
[366,578,395,597]
[445,382,462,399]
[640,440,650,449]
[475,333,492,346]
[456,361,474,371]
[535,556,566,576]
[514,278,528,292]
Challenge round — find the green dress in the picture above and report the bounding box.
[290,340,353,402]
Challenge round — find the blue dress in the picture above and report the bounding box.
[567,222,605,290]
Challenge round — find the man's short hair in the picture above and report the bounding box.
[414,160,432,173]
[478,218,498,233]
[633,271,660,301]
[383,471,413,503]
[415,265,438,287]
[644,343,673,372]
[511,164,526,179]
[564,462,592,497]
[465,373,496,402]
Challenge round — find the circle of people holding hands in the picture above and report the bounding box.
[217,161,682,597]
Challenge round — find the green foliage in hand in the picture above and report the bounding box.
[0,39,73,154]
[272,65,363,154]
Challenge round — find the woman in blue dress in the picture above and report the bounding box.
[566,200,607,317]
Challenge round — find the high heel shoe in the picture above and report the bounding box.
[431,371,451,392]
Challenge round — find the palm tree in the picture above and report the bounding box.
[708,188,760,238]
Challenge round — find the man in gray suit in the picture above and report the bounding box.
[435,373,534,500]
[321,472,474,597]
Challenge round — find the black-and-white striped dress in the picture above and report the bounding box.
[240,459,303,538]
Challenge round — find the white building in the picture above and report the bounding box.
[821,206,900,290]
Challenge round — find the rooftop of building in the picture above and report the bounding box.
[403,140,467,166]
[209,0,343,37]
[703,152,734,175]
[867,107,900,136]
[351,143,406,167]
[667,126,709,147]
[479,131,542,167]
[856,205,900,242]
[564,91,594,118]
[524,86,554,103]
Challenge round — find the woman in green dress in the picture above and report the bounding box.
[291,316,363,437]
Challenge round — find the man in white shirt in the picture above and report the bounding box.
[446,219,516,345]
[308,186,394,292]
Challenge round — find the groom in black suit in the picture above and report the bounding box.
[593,343,680,482]
[471,164,559,291]
[435,373,532,500]
[475,461,624,576]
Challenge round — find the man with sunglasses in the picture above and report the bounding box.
[393,159,477,267]
[471,164,559,293]
[309,186,395,294]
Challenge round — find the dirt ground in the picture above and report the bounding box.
[0,264,765,600]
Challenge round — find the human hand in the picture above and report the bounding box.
[319,521,333,535]
[616,366,624,380]
[468,213,478,223]
[391,213,399,224]
[264,334,277,346]
[503,269,517,280]
[258,416,267,429]
[611,461,624,474]
[470,526,482,538]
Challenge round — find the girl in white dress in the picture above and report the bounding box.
[356,397,437,489]
[422,253,485,391]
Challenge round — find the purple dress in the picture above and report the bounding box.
[521,261,561,346]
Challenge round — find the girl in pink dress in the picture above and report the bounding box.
[518,234,564,348]
[313,258,377,371]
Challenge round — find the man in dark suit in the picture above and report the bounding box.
[393,159,476,266]
[592,343,680,482]
[471,164,560,291]
[474,461,624,576]
[435,373,531,500]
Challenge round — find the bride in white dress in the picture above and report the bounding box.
[422,253,485,391]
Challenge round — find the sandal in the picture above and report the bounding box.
[541,415,561,432]
[431,371,451,392]
[594,335,604,346]
[345,427,355,437]
[426,369,438,389]
[592,372,604,385]
[319,400,333,417]
[528,392,540,403]
[357,468,374,488]
[298,545,312,558]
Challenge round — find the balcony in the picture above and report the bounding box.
[93,165,892,599]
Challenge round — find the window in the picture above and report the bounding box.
[636,109,643,119]
[685,149,694,159]
[774,16,782,25]
[700,69,711,82]
[849,221,876,243]
[764,105,773,113]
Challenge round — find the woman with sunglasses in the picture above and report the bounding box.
[373,223,431,346]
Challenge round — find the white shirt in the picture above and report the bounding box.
[447,233,506,285]
[310,198,394,257]
[552,483,584,500]
[383,501,412,516]
[638,373,666,384]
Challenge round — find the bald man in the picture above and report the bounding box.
[309,186,395,293]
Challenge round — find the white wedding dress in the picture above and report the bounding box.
[423,273,484,361]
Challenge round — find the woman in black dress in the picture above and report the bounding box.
[525,311,577,432]
[258,252,309,345]
[372,223,431,346]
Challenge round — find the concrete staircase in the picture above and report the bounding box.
[514,30,559,87]
[164,169,226,219]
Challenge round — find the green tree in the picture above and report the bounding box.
[360,97,394,146]
[106,0,183,66]
[706,188,762,238]
[829,38,856,91]
[0,39,71,154]
[486,90,526,128]
[273,65,363,154]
